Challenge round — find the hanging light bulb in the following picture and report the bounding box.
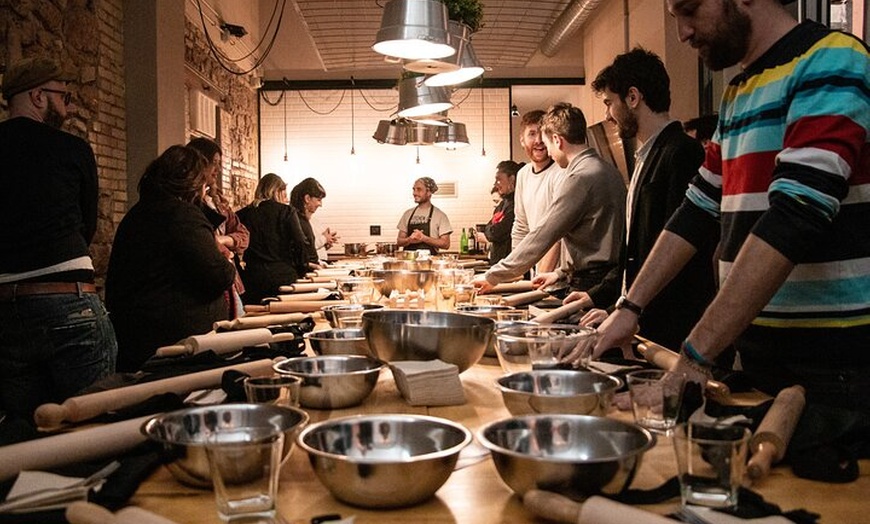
[350,77,356,155]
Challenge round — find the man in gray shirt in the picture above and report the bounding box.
[476,103,626,310]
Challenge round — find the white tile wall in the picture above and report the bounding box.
[259,87,512,252]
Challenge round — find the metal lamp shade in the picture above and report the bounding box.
[372,119,409,145]
[423,22,485,86]
[397,76,453,118]
[434,121,469,148]
[408,111,449,126]
[372,0,455,60]
[406,123,437,145]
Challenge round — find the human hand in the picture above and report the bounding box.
[580,308,608,327]
[531,271,559,289]
[473,278,494,294]
[591,309,639,360]
[409,229,425,242]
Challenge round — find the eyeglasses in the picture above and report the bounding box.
[41,88,72,105]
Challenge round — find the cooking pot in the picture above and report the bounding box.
[376,242,398,256]
[343,242,369,257]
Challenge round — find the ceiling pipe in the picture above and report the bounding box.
[539,0,606,57]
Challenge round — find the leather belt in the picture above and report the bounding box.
[0,282,97,301]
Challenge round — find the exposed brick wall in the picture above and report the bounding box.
[183,18,259,210]
[0,0,126,290]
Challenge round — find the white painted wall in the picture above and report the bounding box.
[259,87,512,253]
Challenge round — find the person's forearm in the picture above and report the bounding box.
[688,234,793,360]
[536,243,561,273]
[428,234,450,250]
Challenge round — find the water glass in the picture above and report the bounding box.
[206,428,284,521]
[244,375,301,407]
[496,309,529,322]
[332,304,365,328]
[626,369,685,433]
[336,277,375,304]
[672,422,751,509]
[494,324,597,373]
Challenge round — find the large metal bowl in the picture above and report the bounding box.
[273,355,384,409]
[496,370,622,416]
[320,303,384,328]
[478,414,654,501]
[362,310,494,372]
[141,403,309,488]
[382,259,432,271]
[298,414,472,508]
[370,269,437,296]
[304,328,370,356]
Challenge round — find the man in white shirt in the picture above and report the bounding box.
[511,110,565,275]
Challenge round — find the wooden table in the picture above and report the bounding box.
[129,355,869,523]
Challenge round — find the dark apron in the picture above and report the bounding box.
[404,205,437,254]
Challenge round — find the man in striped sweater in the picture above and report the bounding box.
[592,0,870,412]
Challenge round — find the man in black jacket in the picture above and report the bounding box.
[574,48,717,351]
[0,56,118,422]
[484,160,523,264]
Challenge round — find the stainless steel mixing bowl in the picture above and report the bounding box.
[362,309,494,372]
[478,414,654,501]
[496,370,622,416]
[272,355,384,409]
[455,304,517,356]
[320,303,384,328]
[297,414,472,508]
[304,328,371,356]
[141,403,309,488]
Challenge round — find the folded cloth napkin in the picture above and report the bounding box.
[390,360,466,406]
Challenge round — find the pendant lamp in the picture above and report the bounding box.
[372,0,455,60]
[434,120,469,149]
[397,76,453,118]
[421,21,485,86]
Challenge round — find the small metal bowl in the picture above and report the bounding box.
[320,303,384,328]
[273,355,384,409]
[455,304,517,357]
[304,328,370,356]
[298,414,472,508]
[369,269,437,296]
[141,403,309,488]
[478,414,654,501]
[496,370,622,416]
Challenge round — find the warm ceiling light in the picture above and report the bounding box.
[397,76,453,118]
[372,0,455,60]
[423,22,484,86]
[434,121,469,149]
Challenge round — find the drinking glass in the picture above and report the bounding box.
[672,422,751,509]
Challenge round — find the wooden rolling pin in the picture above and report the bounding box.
[213,312,310,331]
[458,260,487,268]
[533,300,585,324]
[278,281,336,293]
[488,280,535,294]
[155,328,278,357]
[308,269,354,278]
[275,291,334,302]
[747,385,805,481]
[0,415,151,482]
[634,336,731,402]
[67,501,180,524]
[33,358,277,429]
[502,289,549,307]
[265,299,348,313]
[523,490,674,524]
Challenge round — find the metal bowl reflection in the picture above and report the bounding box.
[362,310,494,372]
[478,414,654,501]
[273,355,384,409]
[304,328,370,356]
[370,269,437,296]
[298,414,472,508]
[320,303,384,328]
[496,370,622,416]
[141,403,309,488]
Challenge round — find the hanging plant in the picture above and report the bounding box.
[440,0,484,33]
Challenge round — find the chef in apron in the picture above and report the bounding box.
[396,177,453,255]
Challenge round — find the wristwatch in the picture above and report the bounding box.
[615,295,643,316]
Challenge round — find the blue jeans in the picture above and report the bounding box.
[0,292,117,423]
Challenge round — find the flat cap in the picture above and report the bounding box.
[2,56,73,100]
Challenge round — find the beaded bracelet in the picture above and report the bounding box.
[682,339,715,368]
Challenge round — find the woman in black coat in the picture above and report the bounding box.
[106,145,236,372]
[236,173,308,304]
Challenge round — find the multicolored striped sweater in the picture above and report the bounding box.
[667,22,870,335]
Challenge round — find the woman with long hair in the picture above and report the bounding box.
[106,145,236,371]
[236,173,308,303]
[289,177,330,269]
